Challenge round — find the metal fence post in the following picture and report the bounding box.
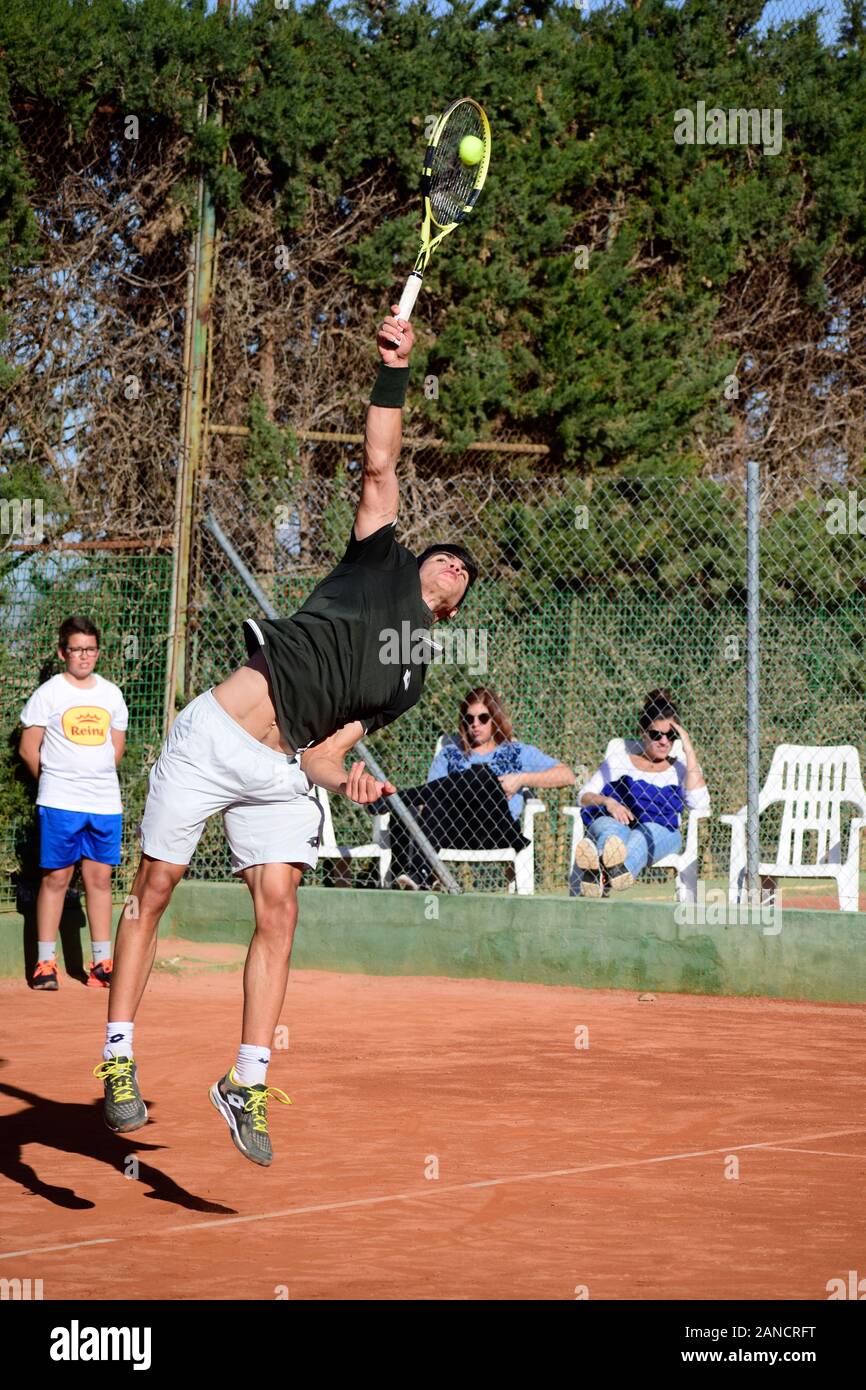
[163,96,220,736]
[746,460,760,904]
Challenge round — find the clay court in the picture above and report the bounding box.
[1,943,865,1301]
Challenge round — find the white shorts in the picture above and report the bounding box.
[138,689,323,874]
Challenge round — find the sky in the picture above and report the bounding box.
[204,0,847,46]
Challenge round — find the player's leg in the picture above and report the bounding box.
[239,861,305,1047]
[79,815,120,986]
[208,864,303,1167]
[209,757,321,1166]
[94,854,189,1133]
[32,807,83,988]
[94,691,238,1132]
[110,854,189,1017]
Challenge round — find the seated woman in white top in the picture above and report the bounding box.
[575,688,710,897]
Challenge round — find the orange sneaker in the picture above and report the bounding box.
[31,958,58,990]
[87,958,113,988]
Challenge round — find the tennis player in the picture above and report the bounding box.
[94,307,479,1165]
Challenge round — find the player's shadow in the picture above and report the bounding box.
[0,1082,237,1215]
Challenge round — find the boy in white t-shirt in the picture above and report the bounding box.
[18,616,128,990]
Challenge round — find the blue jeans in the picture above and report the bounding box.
[585,816,682,879]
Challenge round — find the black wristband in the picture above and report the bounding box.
[370,364,409,408]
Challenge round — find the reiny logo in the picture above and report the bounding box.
[50,1320,152,1371]
[61,706,110,746]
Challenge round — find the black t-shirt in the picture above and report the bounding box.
[242,521,440,751]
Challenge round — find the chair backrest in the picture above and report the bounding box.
[762,744,866,868]
[434,733,462,757]
[310,784,337,850]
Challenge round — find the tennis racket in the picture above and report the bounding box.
[388,96,491,343]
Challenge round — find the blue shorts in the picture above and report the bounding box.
[38,806,123,869]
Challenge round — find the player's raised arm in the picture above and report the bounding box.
[354,307,416,543]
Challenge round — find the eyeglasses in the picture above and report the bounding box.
[65,646,98,655]
[463,712,491,726]
[647,728,676,742]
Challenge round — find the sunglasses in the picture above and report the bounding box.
[463,712,491,726]
[647,727,676,742]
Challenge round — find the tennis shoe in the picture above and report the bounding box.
[94,1056,148,1132]
[87,958,113,988]
[601,835,628,868]
[209,1068,291,1167]
[31,958,58,990]
[574,840,604,896]
[606,863,635,892]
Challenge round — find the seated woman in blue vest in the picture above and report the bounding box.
[575,688,710,896]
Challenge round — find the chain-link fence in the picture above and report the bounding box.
[5,461,866,903]
[188,459,866,900]
[3,0,865,908]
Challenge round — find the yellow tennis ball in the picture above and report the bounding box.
[459,135,484,166]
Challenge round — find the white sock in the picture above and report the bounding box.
[233,1044,270,1087]
[92,939,111,964]
[37,941,56,963]
[104,1022,134,1061]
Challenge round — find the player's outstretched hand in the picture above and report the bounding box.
[377,305,415,364]
[343,760,397,805]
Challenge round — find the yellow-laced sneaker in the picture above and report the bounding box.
[208,1068,292,1167]
[93,1056,148,1133]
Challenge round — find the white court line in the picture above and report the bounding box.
[762,1146,866,1160]
[1,1123,864,1262]
[0,1238,115,1260]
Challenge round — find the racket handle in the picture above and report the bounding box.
[396,272,423,322]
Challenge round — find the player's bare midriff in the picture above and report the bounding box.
[211,650,296,756]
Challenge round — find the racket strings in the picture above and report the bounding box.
[429,104,486,227]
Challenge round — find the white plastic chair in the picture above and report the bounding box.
[423,734,547,895]
[310,785,391,888]
[721,744,866,912]
[563,738,708,903]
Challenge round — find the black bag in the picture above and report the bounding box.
[385,764,530,882]
[414,764,530,852]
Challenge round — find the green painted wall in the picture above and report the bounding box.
[3,882,866,1002]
